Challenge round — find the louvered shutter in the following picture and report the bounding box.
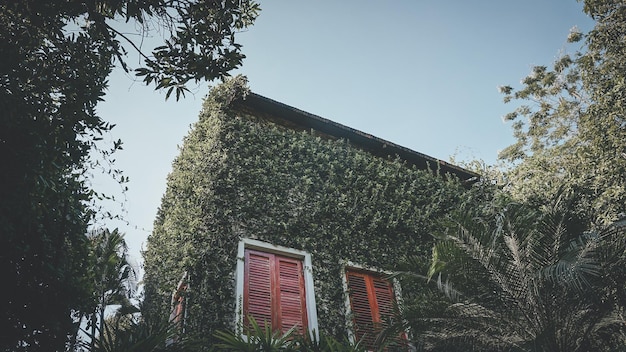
[346,271,377,348]
[346,269,406,351]
[244,249,274,328]
[372,276,395,328]
[277,256,308,334]
[244,249,308,333]
[372,276,407,350]
[170,284,186,325]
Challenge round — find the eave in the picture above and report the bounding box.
[234,92,480,183]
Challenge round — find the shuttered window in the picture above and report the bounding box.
[346,269,405,350]
[169,272,188,328]
[170,284,186,325]
[243,249,308,334]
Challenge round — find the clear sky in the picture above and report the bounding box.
[94,1,595,270]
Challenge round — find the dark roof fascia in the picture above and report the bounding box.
[235,92,480,182]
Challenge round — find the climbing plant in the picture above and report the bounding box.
[143,77,468,345]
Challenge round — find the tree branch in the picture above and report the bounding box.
[105,23,153,64]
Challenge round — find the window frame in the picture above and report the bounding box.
[341,262,407,349]
[235,239,319,338]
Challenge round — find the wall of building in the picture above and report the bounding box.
[143,77,468,343]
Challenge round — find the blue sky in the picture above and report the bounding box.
[94,1,595,267]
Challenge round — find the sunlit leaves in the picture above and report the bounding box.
[132,0,261,100]
[499,0,626,225]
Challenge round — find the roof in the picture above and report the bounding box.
[234,92,479,182]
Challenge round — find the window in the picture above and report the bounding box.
[244,249,308,333]
[344,268,406,350]
[167,272,188,346]
[235,239,318,337]
[169,271,188,328]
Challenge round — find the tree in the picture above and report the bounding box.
[81,230,194,352]
[84,229,138,351]
[499,0,626,226]
[400,194,626,351]
[88,307,186,352]
[0,1,259,350]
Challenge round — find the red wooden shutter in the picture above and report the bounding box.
[244,250,274,328]
[346,269,404,350]
[372,276,396,328]
[170,273,188,329]
[170,284,186,325]
[244,249,308,334]
[277,256,308,334]
[346,271,377,348]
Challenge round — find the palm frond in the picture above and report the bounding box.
[402,197,626,351]
[214,316,298,351]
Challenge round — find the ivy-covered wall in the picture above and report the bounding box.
[143,77,469,343]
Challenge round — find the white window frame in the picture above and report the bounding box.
[235,238,319,339]
[340,261,406,347]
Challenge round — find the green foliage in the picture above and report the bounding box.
[214,317,300,351]
[143,77,468,346]
[131,0,261,99]
[214,317,366,352]
[81,231,197,352]
[400,191,626,351]
[410,3,626,347]
[85,229,139,350]
[0,1,257,350]
[87,310,192,352]
[499,0,626,225]
[1,3,111,349]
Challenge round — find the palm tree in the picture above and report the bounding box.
[86,228,138,350]
[90,307,186,352]
[74,229,198,351]
[398,200,626,351]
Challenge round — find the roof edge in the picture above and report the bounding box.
[235,92,480,182]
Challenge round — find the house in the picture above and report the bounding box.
[142,77,477,349]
